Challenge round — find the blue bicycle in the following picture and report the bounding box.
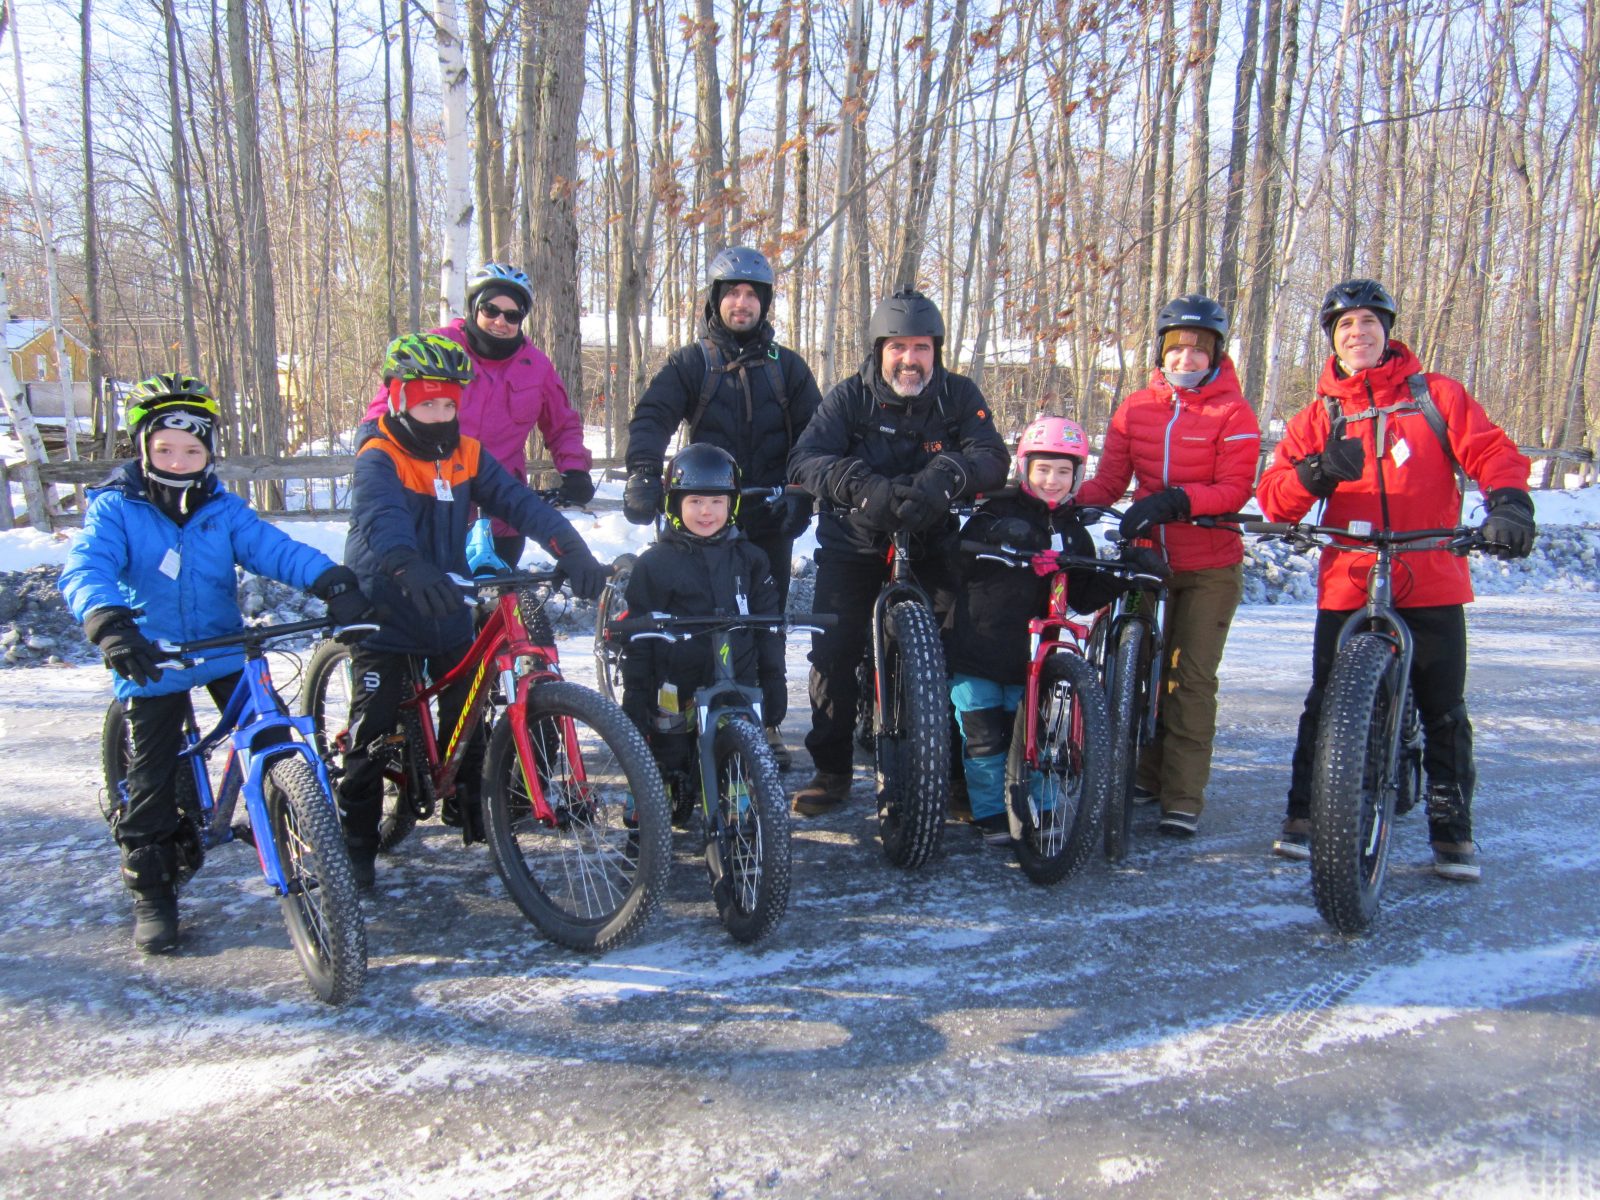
[101,617,372,1005]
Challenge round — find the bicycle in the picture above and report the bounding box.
[603,611,835,942]
[1242,520,1487,933]
[961,537,1160,884]
[101,617,373,1005]
[299,570,671,952]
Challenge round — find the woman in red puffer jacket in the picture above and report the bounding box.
[1075,294,1261,837]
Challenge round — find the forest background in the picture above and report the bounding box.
[1,0,1596,487]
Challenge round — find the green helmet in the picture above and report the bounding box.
[126,372,219,436]
[382,333,474,385]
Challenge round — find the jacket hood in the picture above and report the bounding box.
[1317,340,1423,401]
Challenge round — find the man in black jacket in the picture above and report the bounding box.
[786,288,1009,815]
[623,247,822,767]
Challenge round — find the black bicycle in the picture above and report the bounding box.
[605,611,834,942]
[1245,521,1488,933]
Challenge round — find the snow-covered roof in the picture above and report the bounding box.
[5,320,87,354]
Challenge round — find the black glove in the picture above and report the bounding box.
[1120,545,1172,584]
[310,566,376,626]
[777,490,814,538]
[623,469,663,525]
[549,535,609,601]
[559,470,597,506]
[762,679,788,727]
[390,557,464,621]
[842,468,899,531]
[985,516,1049,553]
[1119,488,1191,539]
[1294,419,1366,498]
[1480,487,1535,559]
[891,483,949,533]
[84,607,163,686]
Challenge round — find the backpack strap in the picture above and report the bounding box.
[688,338,794,446]
[1405,374,1469,494]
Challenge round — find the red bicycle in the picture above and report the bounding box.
[300,570,671,952]
[961,537,1159,884]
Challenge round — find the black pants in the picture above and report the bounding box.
[118,673,241,850]
[746,531,795,612]
[804,554,895,775]
[1286,605,1473,817]
[337,641,482,848]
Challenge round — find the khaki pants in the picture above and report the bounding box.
[1135,563,1243,816]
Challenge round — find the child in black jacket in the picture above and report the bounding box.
[939,416,1153,842]
[620,445,786,783]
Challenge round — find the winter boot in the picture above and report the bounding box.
[765,726,793,772]
[121,842,180,954]
[791,771,852,817]
[961,752,1008,839]
[1425,782,1479,882]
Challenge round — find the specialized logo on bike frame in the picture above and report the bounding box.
[362,671,381,691]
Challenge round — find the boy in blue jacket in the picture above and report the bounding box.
[61,373,373,953]
[338,335,608,885]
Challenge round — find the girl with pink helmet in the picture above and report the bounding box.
[931,415,1146,843]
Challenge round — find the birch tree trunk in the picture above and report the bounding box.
[0,274,57,527]
[79,0,111,456]
[693,0,727,256]
[435,0,472,322]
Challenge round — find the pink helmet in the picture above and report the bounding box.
[1017,415,1089,506]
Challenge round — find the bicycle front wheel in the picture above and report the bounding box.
[1103,623,1146,862]
[264,755,368,1005]
[708,719,791,943]
[875,600,950,869]
[299,639,416,853]
[482,681,670,951]
[1007,651,1108,886]
[1310,633,1400,934]
[592,554,636,703]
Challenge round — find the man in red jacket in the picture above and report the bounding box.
[1257,278,1535,881]
[1076,294,1261,837]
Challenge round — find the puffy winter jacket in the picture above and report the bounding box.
[1257,342,1531,610]
[618,524,785,725]
[933,490,1126,687]
[1074,357,1260,572]
[787,358,1010,558]
[625,309,822,537]
[60,462,335,701]
[345,416,591,655]
[363,319,590,536]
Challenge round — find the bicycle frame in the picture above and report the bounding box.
[1093,584,1166,747]
[168,635,340,896]
[1019,571,1098,770]
[397,581,574,828]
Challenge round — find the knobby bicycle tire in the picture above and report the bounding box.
[299,639,417,852]
[593,554,636,704]
[1310,633,1400,934]
[1103,623,1146,863]
[1007,651,1109,886]
[875,600,949,870]
[708,718,791,943]
[482,680,670,951]
[263,754,368,1005]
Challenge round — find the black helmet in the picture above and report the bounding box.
[707,246,775,288]
[1156,293,1228,345]
[868,288,946,344]
[1319,278,1397,338]
[665,443,742,526]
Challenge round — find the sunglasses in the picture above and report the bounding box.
[478,301,526,324]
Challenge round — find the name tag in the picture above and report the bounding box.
[1390,438,1410,467]
[158,548,181,579]
[434,478,454,501]
[736,590,749,615]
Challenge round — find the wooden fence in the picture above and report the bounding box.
[0,445,1590,532]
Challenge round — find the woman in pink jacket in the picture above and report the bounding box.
[1074,294,1261,837]
[362,263,594,564]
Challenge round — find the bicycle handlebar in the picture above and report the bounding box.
[607,612,838,641]
[155,617,379,663]
[957,540,1167,585]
